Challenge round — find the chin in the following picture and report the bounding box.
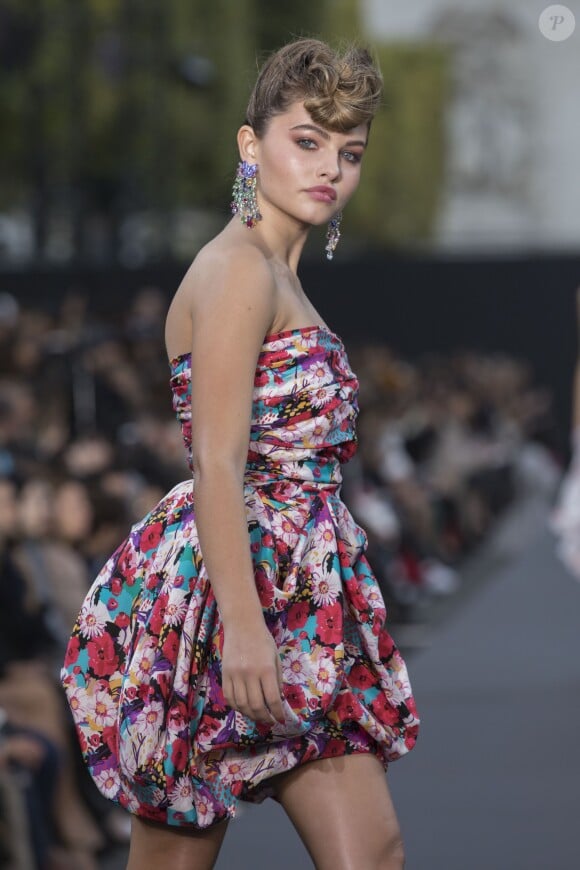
[296,206,340,227]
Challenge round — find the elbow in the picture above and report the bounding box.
[192,451,246,483]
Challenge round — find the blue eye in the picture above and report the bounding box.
[297,138,317,149]
[342,151,361,164]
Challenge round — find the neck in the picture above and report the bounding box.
[228,205,310,274]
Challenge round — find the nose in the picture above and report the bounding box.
[317,150,341,182]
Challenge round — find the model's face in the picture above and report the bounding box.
[243,100,368,227]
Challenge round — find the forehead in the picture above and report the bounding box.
[268,99,368,141]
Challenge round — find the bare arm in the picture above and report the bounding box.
[183,247,285,725]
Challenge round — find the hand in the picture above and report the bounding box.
[221,621,286,725]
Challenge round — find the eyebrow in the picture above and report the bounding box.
[290,123,367,148]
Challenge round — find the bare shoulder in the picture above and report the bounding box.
[179,239,275,318]
[165,238,277,358]
[167,237,279,361]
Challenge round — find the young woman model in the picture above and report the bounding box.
[61,38,420,870]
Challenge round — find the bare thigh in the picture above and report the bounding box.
[126,815,229,870]
[271,752,405,870]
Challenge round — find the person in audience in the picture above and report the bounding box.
[551,288,580,578]
[0,237,558,865]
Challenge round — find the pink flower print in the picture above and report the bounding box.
[315,654,337,694]
[87,633,119,678]
[139,522,163,553]
[287,601,309,630]
[284,684,306,711]
[64,636,80,668]
[94,768,120,799]
[78,602,109,639]
[133,644,156,681]
[90,687,116,728]
[349,663,375,692]
[316,602,342,645]
[165,597,188,627]
[193,792,215,827]
[283,649,309,685]
[169,775,194,812]
[312,574,340,607]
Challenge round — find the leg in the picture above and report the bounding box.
[272,752,404,870]
[126,815,229,870]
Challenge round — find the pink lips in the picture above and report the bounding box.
[305,186,337,203]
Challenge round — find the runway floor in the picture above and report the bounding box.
[102,494,580,869]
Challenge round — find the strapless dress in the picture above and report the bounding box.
[61,324,419,829]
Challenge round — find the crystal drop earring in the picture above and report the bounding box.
[230,160,262,228]
[325,211,342,260]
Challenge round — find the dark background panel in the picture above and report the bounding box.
[3,252,578,445]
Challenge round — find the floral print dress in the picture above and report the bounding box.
[61,325,419,829]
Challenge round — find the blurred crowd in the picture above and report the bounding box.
[342,340,561,617]
[0,286,561,868]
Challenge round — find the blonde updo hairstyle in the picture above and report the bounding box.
[245,38,383,137]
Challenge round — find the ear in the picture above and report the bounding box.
[237,124,259,163]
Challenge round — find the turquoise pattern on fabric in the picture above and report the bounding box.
[61,325,419,829]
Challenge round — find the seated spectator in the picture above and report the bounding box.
[0,286,561,863]
[0,479,105,869]
[0,710,60,870]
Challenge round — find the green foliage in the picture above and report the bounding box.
[347,43,450,248]
[254,0,324,51]
[0,0,449,255]
[0,0,329,215]
[317,2,449,247]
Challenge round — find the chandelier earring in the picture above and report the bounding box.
[230,160,262,228]
[325,211,342,260]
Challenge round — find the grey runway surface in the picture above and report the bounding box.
[102,501,580,869]
[388,516,580,870]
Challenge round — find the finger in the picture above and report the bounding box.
[222,674,236,710]
[245,681,274,724]
[261,672,286,723]
[234,680,267,722]
[231,679,249,716]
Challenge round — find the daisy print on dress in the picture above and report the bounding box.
[61,325,419,830]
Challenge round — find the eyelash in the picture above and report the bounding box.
[296,138,362,164]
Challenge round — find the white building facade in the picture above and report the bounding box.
[362,0,580,252]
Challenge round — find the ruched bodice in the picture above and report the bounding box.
[170,325,358,488]
[61,322,419,830]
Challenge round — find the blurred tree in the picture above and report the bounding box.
[0,2,40,209]
[0,0,449,262]
[320,1,450,249]
[323,0,360,42]
[255,1,323,51]
[346,42,450,249]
